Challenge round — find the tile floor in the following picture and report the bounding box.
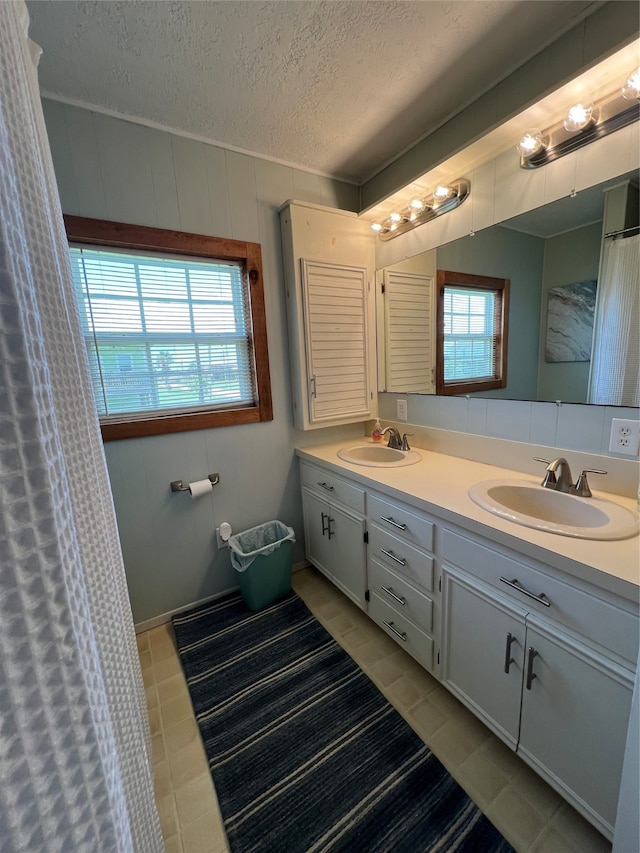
[137,567,612,853]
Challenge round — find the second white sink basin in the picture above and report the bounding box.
[469,479,639,540]
[337,444,421,467]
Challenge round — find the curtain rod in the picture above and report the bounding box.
[604,224,640,239]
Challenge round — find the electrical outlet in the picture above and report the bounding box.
[397,399,408,422]
[609,418,640,456]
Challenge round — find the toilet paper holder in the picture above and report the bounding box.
[170,473,220,493]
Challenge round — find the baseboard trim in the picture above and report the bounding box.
[134,559,311,633]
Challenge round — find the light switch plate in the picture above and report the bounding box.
[609,418,640,456]
[397,399,408,421]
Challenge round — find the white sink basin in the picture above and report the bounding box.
[337,444,421,467]
[469,479,639,540]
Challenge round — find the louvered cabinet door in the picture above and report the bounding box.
[383,270,434,393]
[301,260,371,424]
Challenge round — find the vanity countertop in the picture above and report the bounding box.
[296,439,640,603]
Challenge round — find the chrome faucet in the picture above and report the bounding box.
[381,426,402,449]
[544,457,574,493]
[534,457,607,497]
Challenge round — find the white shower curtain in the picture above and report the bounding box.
[589,233,640,406]
[0,4,163,851]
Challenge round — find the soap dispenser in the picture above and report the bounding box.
[372,418,383,442]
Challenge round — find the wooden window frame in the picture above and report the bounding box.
[435,269,510,396]
[65,216,273,441]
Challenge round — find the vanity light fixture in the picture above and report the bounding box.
[621,66,640,100]
[371,178,470,241]
[518,72,639,169]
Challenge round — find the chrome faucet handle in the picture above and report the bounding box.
[400,433,414,451]
[533,457,556,489]
[572,468,608,498]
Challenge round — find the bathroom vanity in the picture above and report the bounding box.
[296,439,639,841]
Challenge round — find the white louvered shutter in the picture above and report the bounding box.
[384,270,434,393]
[301,260,371,422]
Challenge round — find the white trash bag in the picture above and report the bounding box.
[228,520,295,572]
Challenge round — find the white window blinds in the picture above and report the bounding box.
[69,246,255,420]
[443,286,497,382]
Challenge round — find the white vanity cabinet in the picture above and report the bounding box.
[300,461,367,608]
[366,493,438,673]
[441,528,637,840]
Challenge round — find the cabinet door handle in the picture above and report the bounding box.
[381,585,406,606]
[321,512,330,536]
[383,620,407,642]
[317,481,335,492]
[526,647,539,690]
[504,632,516,674]
[310,375,317,398]
[500,577,551,607]
[327,516,335,539]
[380,548,407,566]
[380,515,407,531]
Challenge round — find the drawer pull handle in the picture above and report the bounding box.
[500,577,551,607]
[504,632,516,674]
[380,515,407,531]
[317,481,335,492]
[381,548,407,567]
[526,647,539,690]
[381,585,406,606]
[383,620,407,642]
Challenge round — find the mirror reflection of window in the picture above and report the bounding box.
[436,270,509,396]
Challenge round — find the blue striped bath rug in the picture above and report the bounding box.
[173,591,514,852]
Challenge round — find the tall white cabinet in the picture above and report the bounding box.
[280,201,377,430]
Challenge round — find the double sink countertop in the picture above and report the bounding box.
[296,439,640,604]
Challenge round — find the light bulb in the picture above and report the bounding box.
[371,222,383,232]
[410,199,424,210]
[433,185,453,200]
[389,212,402,223]
[517,129,544,157]
[563,102,594,132]
[622,66,640,100]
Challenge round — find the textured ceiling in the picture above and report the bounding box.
[26,0,602,183]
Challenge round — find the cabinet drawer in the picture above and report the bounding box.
[300,461,365,514]
[369,524,434,592]
[369,591,433,671]
[369,558,433,632]
[442,528,639,664]
[368,493,434,552]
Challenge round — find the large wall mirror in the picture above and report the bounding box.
[377,170,639,405]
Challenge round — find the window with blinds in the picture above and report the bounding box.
[65,217,272,440]
[436,270,509,395]
[442,287,497,381]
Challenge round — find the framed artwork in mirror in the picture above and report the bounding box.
[545,280,597,363]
